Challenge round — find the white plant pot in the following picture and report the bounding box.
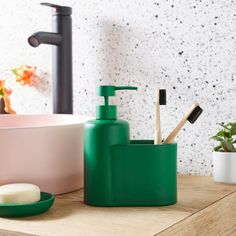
[213,151,236,184]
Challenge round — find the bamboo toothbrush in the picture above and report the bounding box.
[154,89,166,144]
[163,102,203,144]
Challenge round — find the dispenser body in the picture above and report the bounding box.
[84,119,130,206]
[84,85,177,206]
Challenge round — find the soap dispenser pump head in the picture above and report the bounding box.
[96,86,137,120]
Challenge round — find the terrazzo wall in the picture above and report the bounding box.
[0,0,236,175]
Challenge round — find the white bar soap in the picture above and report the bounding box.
[0,183,40,204]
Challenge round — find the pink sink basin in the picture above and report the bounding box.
[0,114,92,195]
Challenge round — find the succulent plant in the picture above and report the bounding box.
[210,123,236,152]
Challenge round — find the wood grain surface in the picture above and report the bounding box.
[157,192,236,236]
[0,175,235,236]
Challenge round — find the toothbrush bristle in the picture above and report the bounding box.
[159,89,166,105]
[187,105,203,124]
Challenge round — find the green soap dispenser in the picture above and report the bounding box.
[84,85,137,206]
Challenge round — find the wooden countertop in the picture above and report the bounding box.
[0,175,236,236]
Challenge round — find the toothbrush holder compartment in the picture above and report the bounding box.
[111,140,177,206]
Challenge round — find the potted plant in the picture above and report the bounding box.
[210,123,236,184]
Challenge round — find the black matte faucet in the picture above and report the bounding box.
[28,3,73,114]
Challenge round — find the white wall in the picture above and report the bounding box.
[0,0,236,175]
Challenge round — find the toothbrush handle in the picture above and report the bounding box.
[154,103,162,144]
[164,102,199,144]
[163,117,187,144]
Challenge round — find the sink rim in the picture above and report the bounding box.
[0,114,93,130]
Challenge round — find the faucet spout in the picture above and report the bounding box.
[28,3,73,114]
[28,32,62,47]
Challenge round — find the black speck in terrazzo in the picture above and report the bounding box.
[213,85,216,88]
[173,86,176,89]
[178,51,184,55]
[179,96,181,99]
[188,85,191,89]
[126,22,130,26]
[155,14,158,18]
[177,77,182,83]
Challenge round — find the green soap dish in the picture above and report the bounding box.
[0,192,55,217]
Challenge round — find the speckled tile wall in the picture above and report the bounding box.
[0,0,235,175]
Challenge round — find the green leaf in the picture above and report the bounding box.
[11,69,18,75]
[0,89,4,97]
[218,123,230,131]
[216,130,224,136]
[221,140,235,152]
[224,131,232,138]
[210,136,224,142]
[214,145,222,152]
[230,126,236,135]
[228,123,236,127]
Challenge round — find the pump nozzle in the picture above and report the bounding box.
[96,85,137,120]
[114,86,137,91]
[98,86,137,97]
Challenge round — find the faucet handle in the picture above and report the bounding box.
[40,2,72,16]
